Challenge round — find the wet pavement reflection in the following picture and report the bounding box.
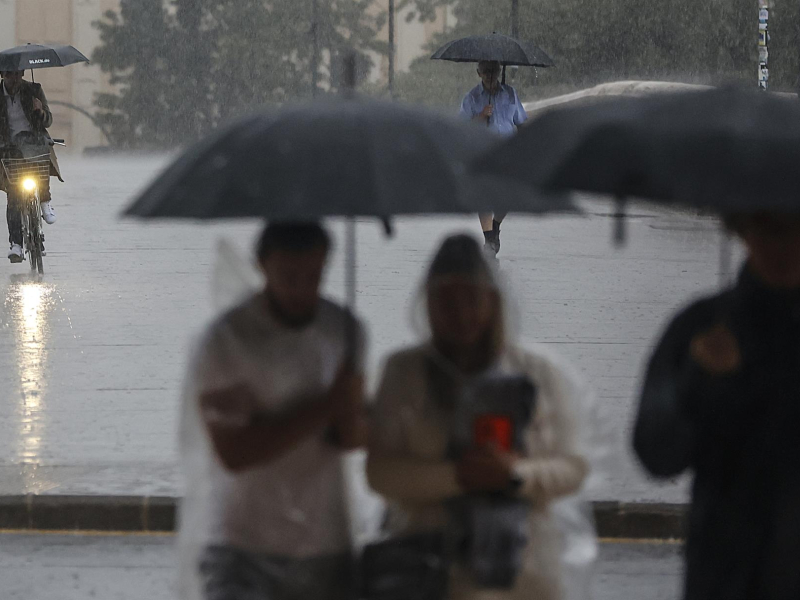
[4,276,54,488]
[0,155,742,501]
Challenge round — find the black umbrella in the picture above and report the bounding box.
[431,33,554,68]
[0,44,89,71]
[124,98,575,220]
[474,86,800,214]
[431,32,553,123]
[124,97,575,352]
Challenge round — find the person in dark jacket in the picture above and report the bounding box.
[1,70,62,262]
[634,212,800,600]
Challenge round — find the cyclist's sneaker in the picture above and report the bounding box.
[8,244,23,263]
[492,219,502,256]
[40,201,56,224]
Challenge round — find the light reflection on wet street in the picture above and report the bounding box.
[8,278,51,478]
[0,155,743,502]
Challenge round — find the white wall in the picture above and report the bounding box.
[367,3,454,85]
[72,0,107,149]
[0,0,16,49]
[396,4,427,73]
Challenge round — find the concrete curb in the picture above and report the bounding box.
[0,496,687,539]
[593,501,685,539]
[0,496,176,532]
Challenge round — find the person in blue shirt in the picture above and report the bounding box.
[460,60,528,258]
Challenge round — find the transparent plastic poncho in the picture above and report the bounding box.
[363,243,609,600]
[177,239,385,600]
[178,238,608,600]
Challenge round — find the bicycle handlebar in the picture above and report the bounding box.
[0,138,67,151]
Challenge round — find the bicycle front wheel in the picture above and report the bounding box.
[26,199,43,275]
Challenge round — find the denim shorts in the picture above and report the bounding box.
[199,545,355,600]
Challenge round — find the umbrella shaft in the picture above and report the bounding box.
[346,218,357,310]
[345,218,358,354]
[719,225,733,287]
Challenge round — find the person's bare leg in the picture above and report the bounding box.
[480,214,499,257]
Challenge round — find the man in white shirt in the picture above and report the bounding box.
[190,222,367,600]
[459,60,528,258]
[1,70,59,262]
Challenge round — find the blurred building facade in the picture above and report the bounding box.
[0,0,449,150]
[0,0,118,152]
[370,2,455,85]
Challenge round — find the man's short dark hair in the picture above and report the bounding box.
[256,221,331,261]
[478,60,501,74]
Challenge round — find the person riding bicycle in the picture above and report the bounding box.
[1,69,62,263]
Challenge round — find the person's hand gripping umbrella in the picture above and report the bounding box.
[431,32,554,84]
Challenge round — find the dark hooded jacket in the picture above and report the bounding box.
[634,266,800,600]
[0,78,62,191]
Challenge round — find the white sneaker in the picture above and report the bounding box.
[40,201,56,224]
[8,243,23,263]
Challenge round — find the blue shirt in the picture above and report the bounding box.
[459,83,527,137]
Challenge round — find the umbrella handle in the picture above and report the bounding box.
[613,196,627,246]
[719,224,733,288]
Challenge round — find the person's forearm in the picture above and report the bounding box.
[37,90,53,128]
[208,395,334,472]
[366,454,461,502]
[40,109,53,129]
[633,368,697,478]
[512,455,588,504]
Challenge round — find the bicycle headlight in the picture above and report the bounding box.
[21,178,37,192]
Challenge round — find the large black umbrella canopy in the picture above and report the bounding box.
[431,33,554,68]
[124,97,574,220]
[474,86,800,213]
[0,44,89,71]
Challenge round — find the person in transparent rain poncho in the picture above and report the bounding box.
[177,222,381,600]
[366,234,599,600]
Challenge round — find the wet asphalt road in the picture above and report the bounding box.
[0,154,745,502]
[0,533,683,600]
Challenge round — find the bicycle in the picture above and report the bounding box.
[1,139,64,275]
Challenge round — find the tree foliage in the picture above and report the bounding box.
[398,0,799,106]
[92,0,384,148]
[92,0,800,146]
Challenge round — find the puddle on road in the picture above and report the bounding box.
[2,274,56,487]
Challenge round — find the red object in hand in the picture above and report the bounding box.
[474,414,513,451]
